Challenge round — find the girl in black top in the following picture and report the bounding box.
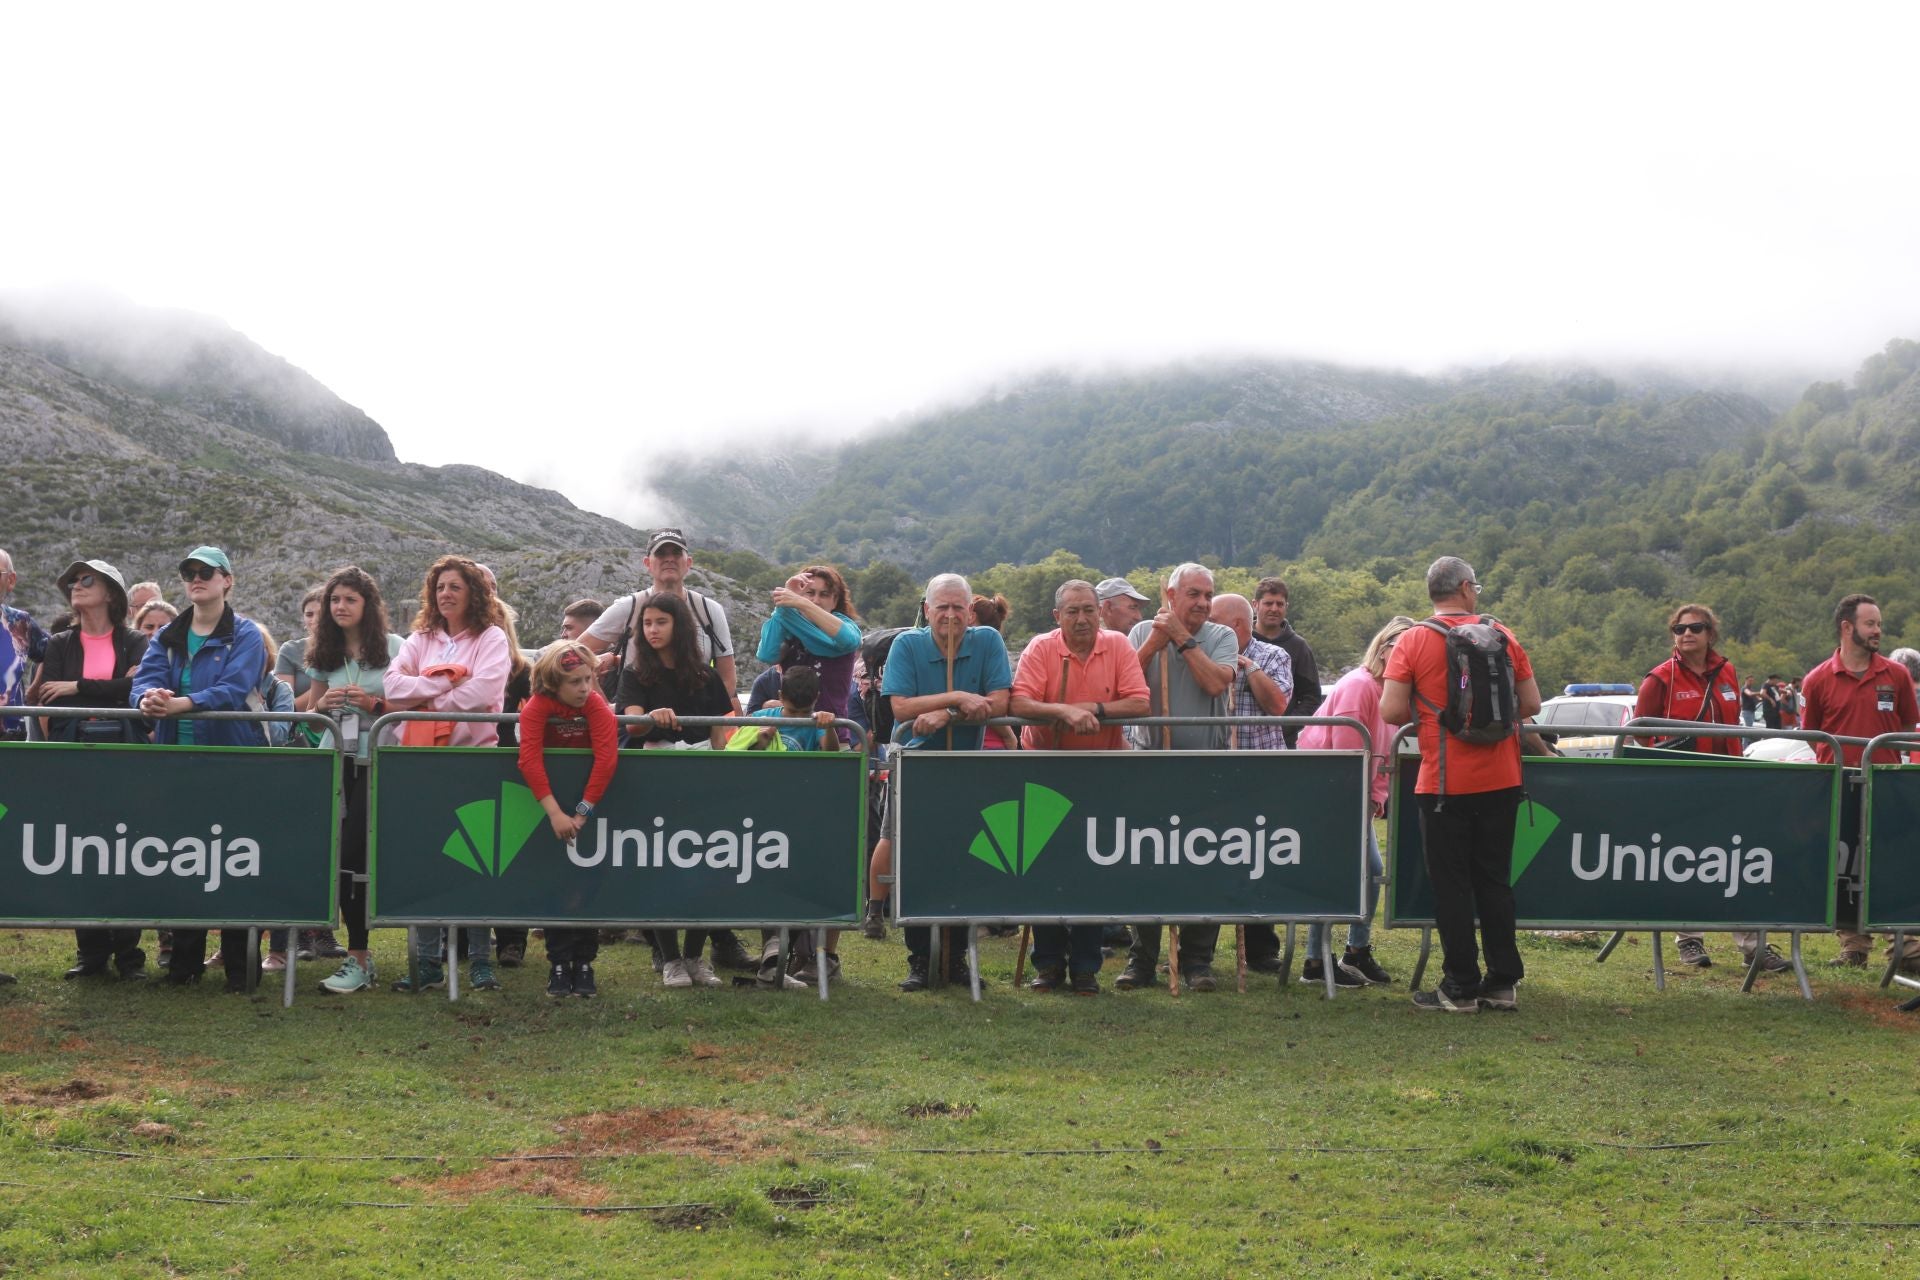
[615,594,731,987]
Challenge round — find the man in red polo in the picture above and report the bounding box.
[1800,593,1920,968]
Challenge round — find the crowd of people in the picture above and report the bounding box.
[1,534,1915,1009]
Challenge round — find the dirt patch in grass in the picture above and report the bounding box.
[0,1005,49,1053]
[678,1037,794,1084]
[904,1100,977,1119]
[1832,989,1920,1031]
[568,1105,787,1161]
[0,1076,112,1106]
[416,1159,608,1206]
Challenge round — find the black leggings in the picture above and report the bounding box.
[339,765,371,950]
[655,930,709,962]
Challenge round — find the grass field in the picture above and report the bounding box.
[1,923,1915,1279]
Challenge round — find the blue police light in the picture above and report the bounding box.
[1562,683,1635,696]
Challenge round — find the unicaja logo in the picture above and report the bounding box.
[6,798,262,892]
[1510,801,1775,899]
[442,782,544,877]
[969,784,1072,875]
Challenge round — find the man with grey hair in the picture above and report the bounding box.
[1,547,51,745]
[1383,557,1541,1013]
[1117,562,1239,992]
[877,572,1013,991]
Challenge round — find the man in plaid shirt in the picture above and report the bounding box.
[1211,594,1292,751]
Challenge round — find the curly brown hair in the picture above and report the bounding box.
[799,564,860,619]
[412,555,503,637]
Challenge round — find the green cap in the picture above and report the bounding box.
[179,546,233,576]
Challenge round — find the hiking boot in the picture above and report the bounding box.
[497,942,526,969]
[823,952,841,983]
[1113,962,1155,991]
[661,958,693,989]
[1182,966,1217,993]
[1301,958,1363,989]
[1028,965,1066,993]
[1342,946,1393,986]
[390,960,445,992]
[1412,985,1479,1013]
[309,929,347,959]
[469,961,501,991]
[898,958,930,993]
[295,931,317,961]
[861,898,888,941]
[64,960,111,980]
[1745,945,1792,974]
[117,961,148,982]
[1675,937,1711,968]
[547,963,574,998]
[708,934,756,971]
[1245,954,1284,974]
[1070,971,1101,996]
[1477,984,1519,1012]
[1829,950,1869,968]
[319,955,375,994]
[690,957,723,988]
[572,963,598,998]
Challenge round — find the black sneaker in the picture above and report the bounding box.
[1301,959,1363,989]
[1675,937,1712,968]
[861,899,889,941]
[898,958,930,993]
[1477,984,1518,1012]
[1412,986,1479,1013]
[1183,966,1218,993]
[1069,971,1101,996]
[709,933,757,971]
[1340,947,1392,985]
[1113,963,1155,991]
[310,929,347,959]
[572,963,598,999]
[295,930,318,961]
[1028,965,1065,993]
[64,960,111,980]
[1245,954,1284,974]
[546,963,573,998]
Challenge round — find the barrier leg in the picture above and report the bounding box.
[1879,931,1905,989]
[1651,931,1665,992]
[1322,927,1335,1001]
[1279,922,1296,987]
[1235,925,1246,994]
[406,928,420,994]
[1595,930,1626,963]
[1411,926,1432,990]
[245,927,260,994]
[815,928,829,1003]
[284,938,297,1009]
[1790,931,1812,1002]
[447,928,460,1003]
[778,928,791,993]
[1740,930,1765,993]
[1167,927,1181,997]
[1013,926,1030,989]
[967,931,982,1004]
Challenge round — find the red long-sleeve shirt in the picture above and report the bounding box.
[517,689,619,807]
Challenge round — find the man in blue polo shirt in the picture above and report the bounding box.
[879,572,1012,992]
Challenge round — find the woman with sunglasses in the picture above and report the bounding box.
[30,560,151,979]
[130,546,269,989]
[1634,604,1781,972]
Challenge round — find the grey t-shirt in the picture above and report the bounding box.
[1126,618,1238,749]
[274,637,312,699]
[584,587,734,670]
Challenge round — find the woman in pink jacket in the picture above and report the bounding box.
[1296,616,1416,990]
[384,554,512,992]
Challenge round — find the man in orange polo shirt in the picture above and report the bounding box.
[1800,593,1920,969]
[1011,579,1151,993]
[1382,557,1542,1013]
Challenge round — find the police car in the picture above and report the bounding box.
[1532,683,1636,758]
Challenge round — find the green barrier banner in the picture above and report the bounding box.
[1864,766,1920,929]
[894,751,1369,922]
[1388,755,1838,929]
[370,748,864,924]
[0,743,340,925]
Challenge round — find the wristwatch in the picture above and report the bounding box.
[946,705,961,722]
[1177,638,1198,653]
[574,801,595,818]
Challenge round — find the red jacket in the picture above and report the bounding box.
[517,689,619,808]
[1634,651,1741,756]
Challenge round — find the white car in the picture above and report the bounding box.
[1532,690,1637,758]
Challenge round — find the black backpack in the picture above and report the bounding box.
[1416,615,1519,796]
[859,626,914,747]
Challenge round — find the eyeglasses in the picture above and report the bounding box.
[66,574,97,592]
[180,565,220,583]
[1671,621,1710,636]
[1466,581,1483,591]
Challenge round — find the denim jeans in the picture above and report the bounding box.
[1031,924,1105,976]
[429,927,493,965]
[1308,826,1383,959]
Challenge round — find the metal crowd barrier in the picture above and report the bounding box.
[0,706,348,1007]
[887,714,1376,1002]
[1856,732,1920,1008]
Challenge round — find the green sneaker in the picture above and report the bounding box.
[390,959,445,992]
[470,961,501,991]
[319,954,376,995]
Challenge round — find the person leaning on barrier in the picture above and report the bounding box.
[1298,616,1416,989]
[1381,556,1542,1014]
[1253,576,1323,748]
[1095,577,1150,635]
[1118,562,1238,993]
[1634,604,1786,974]
[383,554,514,994]
[1799,593,1920,971]
[131,546,270,990]
[872,572,1013,992]
[28,559,150,980]
[1009,579,1150,995]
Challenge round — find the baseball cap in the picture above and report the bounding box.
[57,559,129,601]
[178,546,234,576]
[646,528,689,555]
[1094,577,1150,604]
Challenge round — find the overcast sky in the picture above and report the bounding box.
[6,3,1917,525]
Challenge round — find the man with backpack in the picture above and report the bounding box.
[580,529,737,700]
[1381,557,1541,1014]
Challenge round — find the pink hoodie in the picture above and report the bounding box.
[1295,664,1391,811]
[383,626,511,747]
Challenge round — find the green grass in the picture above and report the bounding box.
[1,925,1916,1278]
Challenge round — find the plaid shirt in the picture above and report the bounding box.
[1229,636,1293,750]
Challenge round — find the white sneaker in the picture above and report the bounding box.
[661,958,693,988]
[690,957,723,987]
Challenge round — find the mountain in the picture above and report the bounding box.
[0,300,765,657]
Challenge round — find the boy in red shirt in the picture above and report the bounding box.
[518,641,620,997]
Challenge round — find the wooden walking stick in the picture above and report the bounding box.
[1159,646,1181,995]
[1236,925,1247,993]
[1014,925,1030,988]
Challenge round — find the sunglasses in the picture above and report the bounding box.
[66,574,97,592]
[180,564,221,583]
[1671,621,1710,636]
